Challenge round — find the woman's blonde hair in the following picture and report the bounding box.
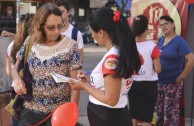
[30,3,62,44]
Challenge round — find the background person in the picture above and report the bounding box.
[1,30,16,39]
[5,13,33,126]
[128,15,161,126]
[11,3,82,126]
[1,13,32,39]
[54,1,84,125]
[155,15,194,126]
[68,7,141,126]
[54,0,84,63]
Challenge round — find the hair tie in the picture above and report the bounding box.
[113,11,120,23]
[135,17,140,21]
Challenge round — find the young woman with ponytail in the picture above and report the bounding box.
[68,7,141,126]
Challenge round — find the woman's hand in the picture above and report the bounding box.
[77,70,90,83]
[68,79,87,90]
[175,76,183,86]
[13,78,27,95]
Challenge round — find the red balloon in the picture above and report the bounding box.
[185,0,194,4]
[52,102,78,126]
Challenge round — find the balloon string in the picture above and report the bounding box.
[25,96,70,126]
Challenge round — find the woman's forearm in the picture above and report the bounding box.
[180,53,194,78]
[6,57,12,76]
[70,89,80,105]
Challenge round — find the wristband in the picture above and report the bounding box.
[179,75,185,80]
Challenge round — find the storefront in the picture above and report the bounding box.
[0,0,53,33]
[0,1,16,33]
[0,0,91,33]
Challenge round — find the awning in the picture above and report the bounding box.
[0,0,53,2]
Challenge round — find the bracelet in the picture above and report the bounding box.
[179,75,185,80]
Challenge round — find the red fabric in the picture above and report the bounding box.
[185,0,194,4]
[102,54,118,76]
[113,11,120,23]
[151,45,161,59]
[170,0,189,38]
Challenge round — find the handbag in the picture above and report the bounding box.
[5,37,33,119]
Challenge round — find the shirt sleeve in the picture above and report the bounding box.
[6,41,14,59]
[151,45,161,59]
[69,43,82,70]
[77,31,84,49]
[178,38,191,58]
[102,54,118,76]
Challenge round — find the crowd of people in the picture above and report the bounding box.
[1,1,194,126]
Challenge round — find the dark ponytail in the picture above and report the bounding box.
[89,7,141,79]
[131,15,148,38]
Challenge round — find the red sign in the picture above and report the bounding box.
[131,0,189,41]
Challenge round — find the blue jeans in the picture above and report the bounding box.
[12,117,19,126]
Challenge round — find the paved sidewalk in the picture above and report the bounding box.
[76,43,105,126]
[78,115,89,126]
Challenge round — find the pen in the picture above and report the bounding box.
[77,70,92,81]
[85,71,92,75]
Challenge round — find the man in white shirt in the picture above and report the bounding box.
[54,1,84,126]
[55,0,84,63]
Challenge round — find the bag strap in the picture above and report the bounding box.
[24,37,32,64]
[71,27,78,41]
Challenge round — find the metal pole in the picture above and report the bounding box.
[16,0,21,32]
[191,69,194,126]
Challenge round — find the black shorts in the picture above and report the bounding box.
[87,102,132,126]
[128,81,158,122]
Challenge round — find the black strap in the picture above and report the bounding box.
[71,27,78,41]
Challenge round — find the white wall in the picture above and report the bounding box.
[185,4,194,120]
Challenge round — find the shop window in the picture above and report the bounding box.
[0,2,16,33]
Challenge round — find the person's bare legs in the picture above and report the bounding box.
[132,119,139,126]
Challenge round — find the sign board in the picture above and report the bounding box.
[131,0,182,42]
